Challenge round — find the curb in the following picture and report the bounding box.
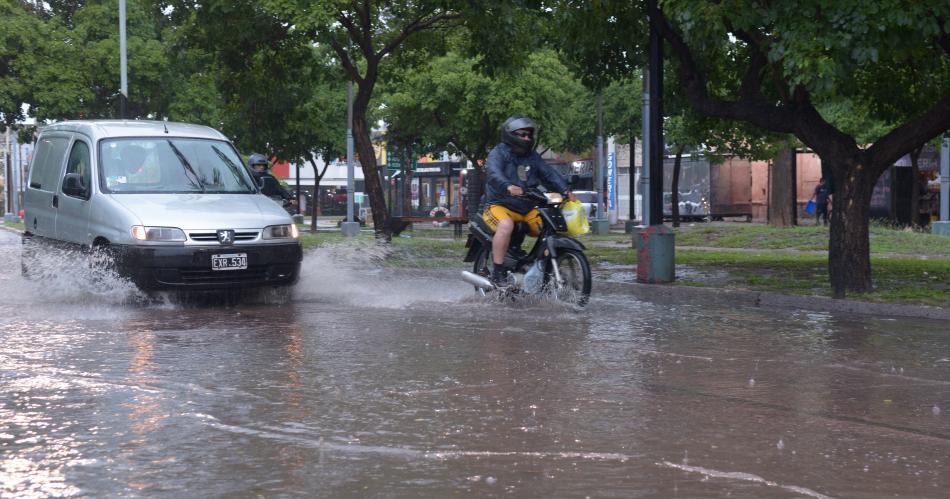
[596,280,950,321]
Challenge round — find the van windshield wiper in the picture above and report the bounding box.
[166,140,205,192]
[211,145,254,192]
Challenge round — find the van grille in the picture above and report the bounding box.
[178,267,269,283]
[188,230,260,243]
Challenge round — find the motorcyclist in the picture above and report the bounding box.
[249,153,295,205]
[483,116,575,286]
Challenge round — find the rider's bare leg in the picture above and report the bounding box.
[492,218,514,266]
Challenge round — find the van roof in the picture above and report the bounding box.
[40,120,228,141]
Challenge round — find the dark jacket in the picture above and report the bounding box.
[813,183,832,205]
[254,171,292,200]
[484,143,569,214]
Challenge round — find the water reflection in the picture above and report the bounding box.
[2,229,950,496]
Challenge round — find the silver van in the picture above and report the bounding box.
[22,120,302,290]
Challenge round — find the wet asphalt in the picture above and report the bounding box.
[1,228,949,498]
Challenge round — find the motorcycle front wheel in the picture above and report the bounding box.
[545,249,592,306]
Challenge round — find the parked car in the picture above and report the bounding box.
[22,120,302,291]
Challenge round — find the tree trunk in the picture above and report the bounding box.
[308,157,328,234]
[352,105,391,242]
[769,148,796,227]
[827,159,875,297]
[671,146,683,227]
[310,178,321,233]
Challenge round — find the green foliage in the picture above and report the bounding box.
[0,1,42,125]
[381,49,595,162]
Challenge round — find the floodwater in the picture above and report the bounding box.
[1,229,949,498]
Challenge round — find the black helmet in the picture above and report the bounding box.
[501,116,538,155]
[248,153,269,169]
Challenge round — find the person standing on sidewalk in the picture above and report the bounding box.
[811,177,832,226]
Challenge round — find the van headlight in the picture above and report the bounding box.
[263,224,299,240]
[131,225,186,242]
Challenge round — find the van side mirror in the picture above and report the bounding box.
[62,173,89,198]
[567,174,580,187]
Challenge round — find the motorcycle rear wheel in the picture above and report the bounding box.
[545,249,591,306]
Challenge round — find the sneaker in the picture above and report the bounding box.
[491,266,510,288]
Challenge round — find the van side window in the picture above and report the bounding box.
[28,136,70,191]
[63,140,91,196]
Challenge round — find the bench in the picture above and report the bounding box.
[390,216,469,237]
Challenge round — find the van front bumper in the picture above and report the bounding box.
[114,242,303,290]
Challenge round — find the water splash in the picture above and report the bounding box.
[9,242,146,306]
[293,241,469,308]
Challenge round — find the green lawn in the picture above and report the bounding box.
[298,221,950,307]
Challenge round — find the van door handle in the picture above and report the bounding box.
[52,195,59,208]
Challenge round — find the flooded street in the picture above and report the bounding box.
[2,229,949,498]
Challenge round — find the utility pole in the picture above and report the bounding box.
[341,80,360,236]
[934,137,950,236]
[639,68,651,226]
[3,127,14,223]
[119,0,128,118]
[592,92,609,234]
[636,0,675,283]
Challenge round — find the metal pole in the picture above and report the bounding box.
[119,0,128,118]
[295,162,301,215]
[341,80,360,236]
[941,138,949,222]
[346,81,354,223]
[3,127,13,222]
[640,68,650,225]
[592,92,610,233]
[597,93,605,218]
[648,17,664,226]
[636,0,674,283]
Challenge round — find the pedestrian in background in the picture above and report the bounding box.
[811,177,832,226]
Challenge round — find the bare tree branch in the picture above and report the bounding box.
[867,90,950,169]
[329,37,362,84]
[730,29,769,103]
[337,11,374,64]
[378,11,461,59]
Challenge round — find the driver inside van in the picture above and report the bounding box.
[106,145,147,189]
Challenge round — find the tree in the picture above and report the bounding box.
[381,49,595,168]
[262,0,465,241]
[0,1,44,127]
[650,0,950,297]
[553,0,950,295]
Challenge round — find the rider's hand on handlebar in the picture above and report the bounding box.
[564,191,577,202]
[507,185,524,197]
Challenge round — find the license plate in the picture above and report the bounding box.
[211,253,247,271]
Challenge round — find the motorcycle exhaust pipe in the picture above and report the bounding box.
[461,271,494,291]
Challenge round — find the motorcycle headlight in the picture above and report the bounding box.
[130,225,186,242]
[545,192,564,204]
[264,224,299,240]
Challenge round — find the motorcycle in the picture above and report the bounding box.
[461,189,592,306]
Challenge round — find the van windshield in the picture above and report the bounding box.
[99,138,256,194]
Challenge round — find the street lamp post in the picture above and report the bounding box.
[4,128,16,223]
[592,93,610,234]
[635,0,675,283]
[119,0,128,119]
[933,137,950,236]
[341,80,360,236]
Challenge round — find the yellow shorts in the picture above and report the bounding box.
[483,205,542,237]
